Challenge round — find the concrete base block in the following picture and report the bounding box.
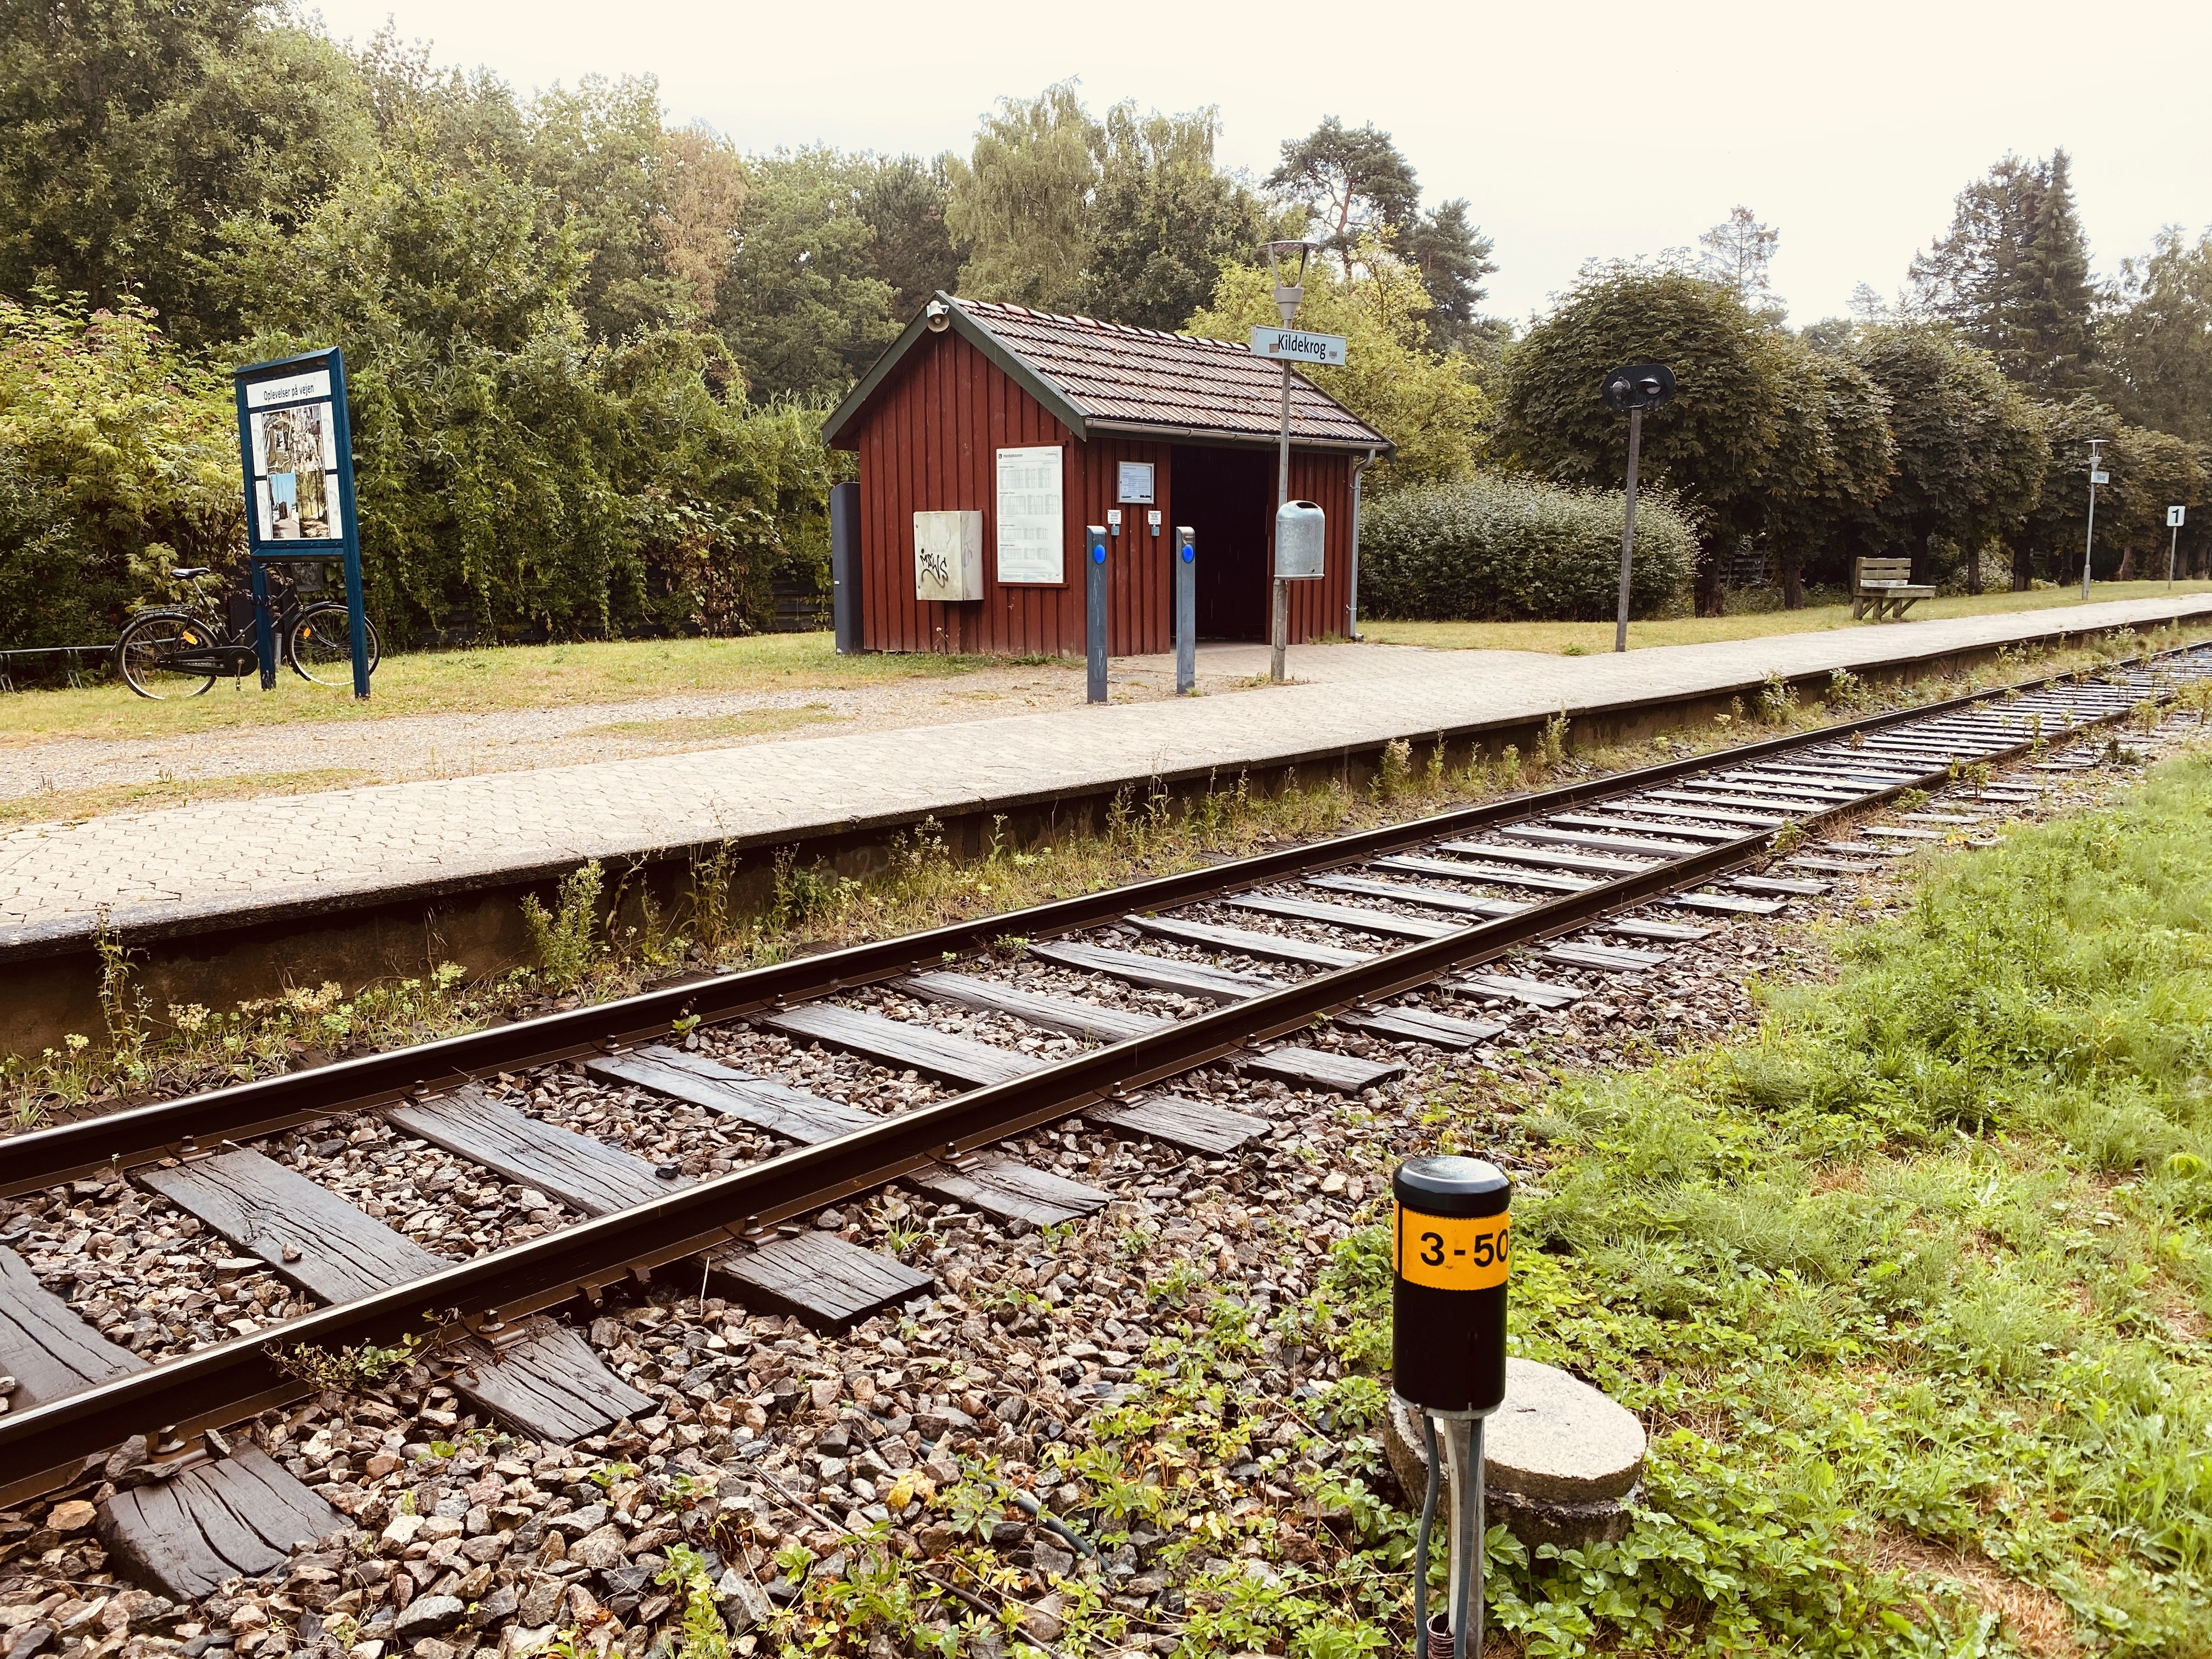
[1385,1359,1646,1551]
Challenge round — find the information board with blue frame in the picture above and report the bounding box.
[232,347,370,698]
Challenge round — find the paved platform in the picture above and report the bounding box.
[3,593,2206,956]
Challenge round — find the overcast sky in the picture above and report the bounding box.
[308,0,2212,328]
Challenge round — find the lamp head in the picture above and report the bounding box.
[1266,240,1316,325]
[1600,361,1677,414]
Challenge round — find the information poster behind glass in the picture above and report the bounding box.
[232,347,370,697]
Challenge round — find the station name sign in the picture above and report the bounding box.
[1250,325,1348,366]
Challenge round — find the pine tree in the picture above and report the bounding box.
[1907,151,2096,396]
[2012,150,2098,392]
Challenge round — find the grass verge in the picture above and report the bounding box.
[1364,579,2212,656]
[1308,744,2212,1654]
[0,634,1062,746]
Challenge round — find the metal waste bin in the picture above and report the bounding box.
[1275,500,1325,579]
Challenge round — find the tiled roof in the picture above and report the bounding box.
[958,298,1389,449]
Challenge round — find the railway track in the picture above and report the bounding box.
[1,646,2204,1570]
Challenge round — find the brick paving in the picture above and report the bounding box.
[4,594,2207,953]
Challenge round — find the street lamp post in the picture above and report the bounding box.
[2082,438,2108,600]
[1264,240,1313,685]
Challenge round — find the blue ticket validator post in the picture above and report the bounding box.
[232,347,370,699]
[1085,525,1109,704]
[1174,526,1197,695]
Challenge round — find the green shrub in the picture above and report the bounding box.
[0,295,244,646]
[1358,472,1695,622]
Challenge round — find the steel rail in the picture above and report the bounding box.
[1,653,2189,1496]
[0,653,2170,1197]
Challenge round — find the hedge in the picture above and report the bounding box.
[1358,474,1695,622]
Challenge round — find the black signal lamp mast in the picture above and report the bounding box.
[1600,363,1676,653]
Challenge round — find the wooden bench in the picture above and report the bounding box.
[1852,556,1935,621]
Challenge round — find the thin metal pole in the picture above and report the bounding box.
[2171,524,2180,590]
[1615,407,1643,654]
[1414,1410,1440,1659]
[1438,1417,1480,1659]
[250,559,276,689]
[2083,469,2098,601]
[1469,1417,1486,1659]
[1346,450,1363,641]
[1272,357,1292,682]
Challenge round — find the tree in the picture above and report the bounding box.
[1267,116,1494,337]
[1498,266,1789,614]
[0,294,241,644]
[1405,199,1497,356]
[1908,151,2097,396]
[1698,207,1780,311]
[527,76,702,341]
[940,86,1276,334]
[1842,325,2047,589]
[1189,234,1491,493]
[351,26,531,168]
[0,0,372,344]
[1080,104,1272,331]
[2106,425,2205,579]
[1267,117,1419,277]
[715,148,901,399]
[2100,227,2212,445]
[854,153,962,321]
[220,127,809,644]
[2015,397,2205,583]
[945,82,1102,313]
[655,125,749,325]
[1760,338,1895,604]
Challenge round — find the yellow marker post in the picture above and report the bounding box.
[1392,1155,1511,1659]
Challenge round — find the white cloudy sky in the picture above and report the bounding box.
[307,0,2212,327]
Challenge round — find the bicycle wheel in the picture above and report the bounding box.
[287,606,381,685]
[115,612,217,699]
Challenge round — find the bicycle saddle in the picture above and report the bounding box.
[171,566,212,578]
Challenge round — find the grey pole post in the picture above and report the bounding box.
[1264,241,1308,685]
[2082,440,2103,601]
[1347,448,1376,640]
[1272,354,1293,683]
[1085,525,1108,704]
[1615,405,1643,654]
[1174,526,1197,694]
[1431,1414,1485,1659]
[2172,524,2181,589]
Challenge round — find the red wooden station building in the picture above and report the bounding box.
[821,294,1391,656]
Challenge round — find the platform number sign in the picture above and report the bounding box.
[1395,1202,1511,1290]
[2172,506,2188,528]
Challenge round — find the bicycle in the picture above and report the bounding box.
[112,566,382,699]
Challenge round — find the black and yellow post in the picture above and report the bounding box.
[1392,1156,1511,1659]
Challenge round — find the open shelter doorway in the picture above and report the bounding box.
[1172,444,1273,640]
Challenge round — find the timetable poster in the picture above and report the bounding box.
[246,370,343,542]
[995,445,1065,584]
